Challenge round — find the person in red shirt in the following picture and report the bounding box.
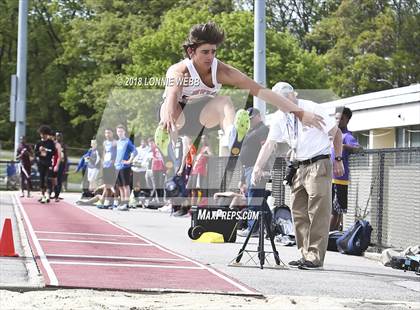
[188,135,212,206]
[173,136,197,216]
[48,132,62,202]
[149,138,166,203]
[177,136,196,182]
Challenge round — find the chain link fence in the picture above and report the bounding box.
[205,148,420,250]
[346,148,420,250]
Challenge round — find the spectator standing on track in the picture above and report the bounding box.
[75,148,91,198]
[86,139,101,194]
[34,125,56,203]
[53,132,68,200]
[114,124,137,211]
[330,107,362,231]
[16,136,33,198]
[97,128,117,209]
[188,135,212,206]
[130,138,150,206]
[47,132,62,203]
[147,138,166,204]
[175,136,196,216]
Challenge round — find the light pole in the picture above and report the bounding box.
[13,0,28,158]
[253,0,266,121]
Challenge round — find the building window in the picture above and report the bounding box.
[396,125,420,148]
[396,127,408,148]
[408,125,420,147]
[353,131,369,149]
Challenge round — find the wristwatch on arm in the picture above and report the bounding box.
[335,156,343,162]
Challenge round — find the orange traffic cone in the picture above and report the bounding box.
[0,218,19,257]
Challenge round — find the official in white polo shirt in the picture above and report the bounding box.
[252,82,344,270]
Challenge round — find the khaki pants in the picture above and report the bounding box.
[290,158,332,266]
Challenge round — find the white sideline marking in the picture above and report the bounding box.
[49,261,204,270]
[34,231,136,238]
[13,194,59,286]
[73,204,255,294]
[38,239,152,246]
[46,254,186,262]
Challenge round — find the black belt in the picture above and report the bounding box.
[298,154,330,166]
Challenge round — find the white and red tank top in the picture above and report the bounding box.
[163,58,222,101]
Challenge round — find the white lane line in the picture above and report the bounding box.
[13,194,59,286]
[138,241,256,294]
[72,204,153,245]
[73,204,255,294]
[46,254,186,262]
[49,261,204,270]
[38,239,153,246]
[34,231,136,238]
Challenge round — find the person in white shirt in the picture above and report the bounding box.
[131,139,151,198]
[252,82,344,270]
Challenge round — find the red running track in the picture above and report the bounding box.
[13,194,255,294]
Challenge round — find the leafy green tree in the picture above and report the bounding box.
[0,0,19,148]
[308,0,419,97]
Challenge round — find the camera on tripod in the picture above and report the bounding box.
[283,161,299,186]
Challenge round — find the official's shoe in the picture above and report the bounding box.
[288,258,304,268]
[298,260,323,270]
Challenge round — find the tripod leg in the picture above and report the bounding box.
[264,211,280,265]
[235,216,259,263]
[258,211,265,269]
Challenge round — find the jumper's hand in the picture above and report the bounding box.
[295,110,325,130]
[161,105,177,133]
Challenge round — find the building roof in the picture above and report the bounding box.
[321,84,420,112]
[320,84,420,131]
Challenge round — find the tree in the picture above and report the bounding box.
[307,0,420,97]
[236,0,341,48]
[0,0,19,148]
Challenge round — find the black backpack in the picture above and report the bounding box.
[271,206,294,236]
[164,175,187,198]
[337,220,372,256]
